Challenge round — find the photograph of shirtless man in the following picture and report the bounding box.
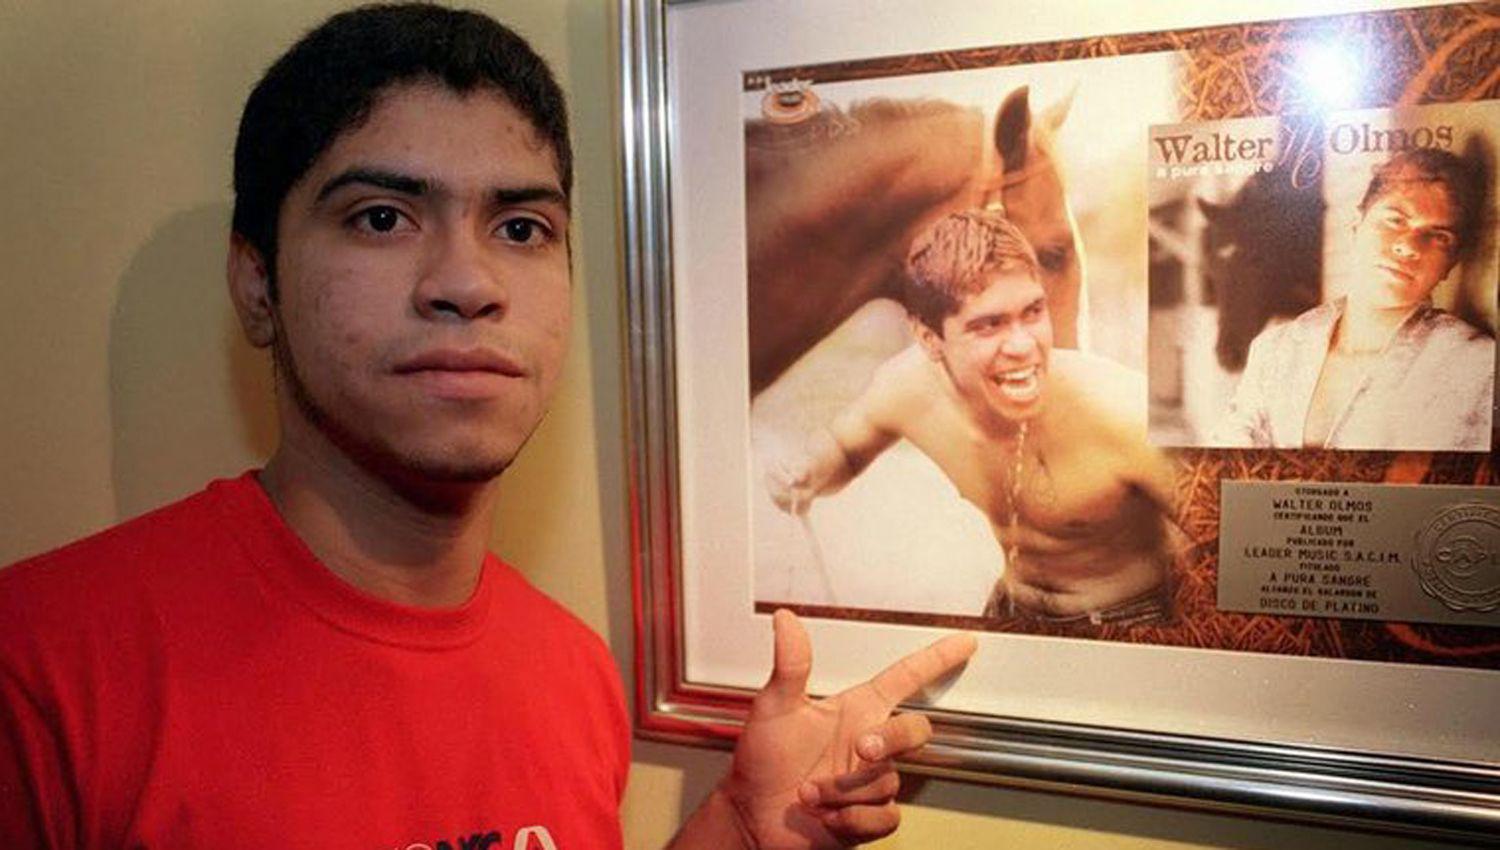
[767,211,1178,625]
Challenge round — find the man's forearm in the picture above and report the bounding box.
[803,426,860,497]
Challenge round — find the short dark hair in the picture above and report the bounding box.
[1358,147,1484,260]
[231,3,571,294]
[903,209,1041,333]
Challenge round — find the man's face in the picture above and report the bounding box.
[1352,174,1461,311]
[919,268,1052,427]
[255,82,572,483]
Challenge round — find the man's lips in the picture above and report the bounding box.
[1376,261,1414,284]
[991,364,1042,404]
[393,349,527,399]
[394,348,526,377]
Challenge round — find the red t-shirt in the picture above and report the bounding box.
[0,473,629,850]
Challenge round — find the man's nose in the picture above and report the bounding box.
[999,325,1036,357]
[413,227,508,321]
[1390,230,1420,260]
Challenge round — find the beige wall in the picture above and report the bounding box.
[0,2,1451,847]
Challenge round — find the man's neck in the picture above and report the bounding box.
[967,394,1033,444]
[1335,297,1419,354]
[259,434,499,609]
[935,364,1033,443]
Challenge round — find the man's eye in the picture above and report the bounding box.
[351,205,408,234]
[499,216,552,245]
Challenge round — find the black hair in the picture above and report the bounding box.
[1359,147,1484,261]
[231,2,571,295]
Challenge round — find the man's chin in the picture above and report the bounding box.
[976,396,1043,430]
[402,456,513,483]
[386,439,524,483]
[1001,406,1043,426]
[992,385,1045,419]
[343,436,522,490]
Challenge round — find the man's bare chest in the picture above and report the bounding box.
[912,425,1137,537]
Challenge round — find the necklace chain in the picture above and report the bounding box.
[1005,421,1028,576]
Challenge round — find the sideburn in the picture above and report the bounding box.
[268,309,336,440]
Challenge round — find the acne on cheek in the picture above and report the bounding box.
[305,265,384,321]
[280,270,374,355]
[532,287,573,339]
[542,307,571,340]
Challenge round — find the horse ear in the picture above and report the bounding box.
[995,85,1032,170]
[1197,197,1224,223]
[1039,85,1076,134]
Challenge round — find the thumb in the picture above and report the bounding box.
[761,609,812,710]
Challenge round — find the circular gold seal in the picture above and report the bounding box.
[761,86,820,125]
[1411,502,1500,612]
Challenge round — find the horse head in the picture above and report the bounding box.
[1198,167,1324,371]
[991,85,1083,349]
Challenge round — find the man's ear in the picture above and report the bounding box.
[909,316,945,362]
[228,233,276,349]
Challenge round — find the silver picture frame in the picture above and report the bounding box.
[618,0,1500,840]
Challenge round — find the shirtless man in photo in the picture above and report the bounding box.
[768,210,1177,623]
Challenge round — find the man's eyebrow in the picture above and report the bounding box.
[315,167,429,202]
[964,311,1003,328]
[494,185,570,213]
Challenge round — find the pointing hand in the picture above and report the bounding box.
[719,610,977,848]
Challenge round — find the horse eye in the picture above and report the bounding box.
[1036,246,1070,271]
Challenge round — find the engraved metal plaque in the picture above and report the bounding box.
[1219,481,1500,625]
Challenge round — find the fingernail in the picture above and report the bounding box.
[859,733,884,759]
[798,781,819,806]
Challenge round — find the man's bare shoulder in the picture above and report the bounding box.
[1046,351,1172,496]
[1049,349,1148,423]
[861,343,945,425]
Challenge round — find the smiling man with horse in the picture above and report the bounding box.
[767,210,1178,625]
[745,86,1085,395]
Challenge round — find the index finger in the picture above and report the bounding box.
[867,633,977,707]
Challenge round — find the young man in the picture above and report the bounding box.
[0,5,974,849]
[1214,147,1493,450]
[769,210,1176,624]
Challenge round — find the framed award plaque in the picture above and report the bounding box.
[621,0,1500,839]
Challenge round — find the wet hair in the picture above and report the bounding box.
[231,2,571,296]
[1358,147,1484,260]
[903,209,1041,333]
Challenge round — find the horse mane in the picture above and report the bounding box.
[847,97,962,124]
[745,97,965,149]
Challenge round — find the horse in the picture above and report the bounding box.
[1196,164,1325,372]
[744,85,1083,395]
